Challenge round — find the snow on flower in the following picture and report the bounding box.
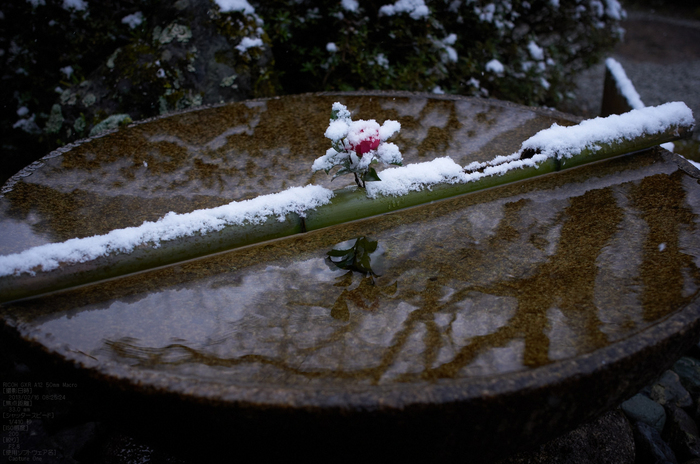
[312,102,402,187]
[60,66,74,78]
[347,122,381,156]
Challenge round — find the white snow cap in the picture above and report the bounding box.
[0,185,334,277]
[527,41,544,61]
[121,12,144,29]
[522,101,693,160]
[215,0,255,14]
[63,0,87,10]
[236,37,264,54]
[486,59,504,74]
[379,0,430,20]
[605,57,644,110]
[341,0,359,12]
[366,102,694,198]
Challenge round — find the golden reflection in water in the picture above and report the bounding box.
[6,150,700,387]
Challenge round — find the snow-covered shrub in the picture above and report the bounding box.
[1,0,161,182]
[259,0,624,105]
[1,0,625,186]
[0,0,274,185]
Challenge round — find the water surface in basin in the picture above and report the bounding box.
[4,148,700,388]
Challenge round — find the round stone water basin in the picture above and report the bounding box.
[2,92,700,461]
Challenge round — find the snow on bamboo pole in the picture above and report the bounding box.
[0,101,694,303]
[305,101,695,230]
[0,186,333,302]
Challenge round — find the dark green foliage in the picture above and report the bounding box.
[259,0,624,105]
[1,0,624,186]
[0,0,163,184]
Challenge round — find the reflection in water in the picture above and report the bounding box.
[1,95,698,388]
[326,237,380,278]
[6,151,699,388]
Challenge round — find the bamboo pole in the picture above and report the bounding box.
[0,105,694,303]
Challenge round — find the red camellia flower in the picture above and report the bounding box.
[350,128,380,157]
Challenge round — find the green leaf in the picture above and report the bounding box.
[362,167,382,183]
[328,248,354,258]
[357,237,378,253]
[331,167,351,181]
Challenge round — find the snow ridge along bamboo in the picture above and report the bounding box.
[0,102,694,303]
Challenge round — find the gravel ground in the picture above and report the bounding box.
[569,10,700,146]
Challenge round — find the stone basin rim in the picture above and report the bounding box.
[1,92,697,414]
[6,293,698,412]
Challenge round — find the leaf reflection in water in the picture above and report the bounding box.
[15,153,700,387]
[325,236,396,321]
[326,236,380,278]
